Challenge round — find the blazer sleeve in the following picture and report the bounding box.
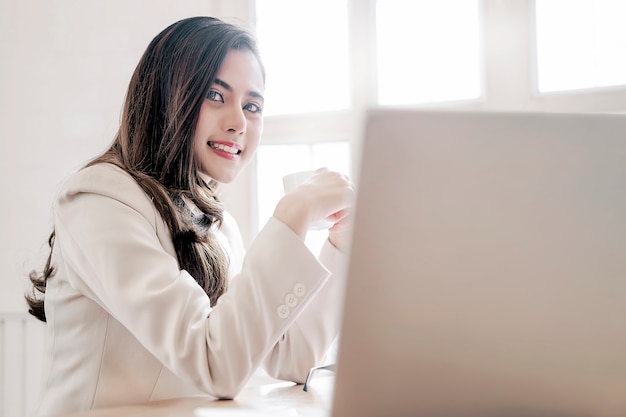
[53,164,332,399]
[262,239,347,383]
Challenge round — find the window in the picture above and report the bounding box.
[255,0,350,115]
[376,0,482,105]
[230,0,626,247]
[534,0,626,93]
[253,0,354,249]
[252,0,483,245]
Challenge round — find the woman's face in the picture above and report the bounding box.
[192,49,265,184]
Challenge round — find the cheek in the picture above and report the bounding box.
[194,103,213,143]
[192,108,211,154]
[192,125,211,170]
[247,121,263,153]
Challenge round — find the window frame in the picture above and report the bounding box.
[216,0,626,247]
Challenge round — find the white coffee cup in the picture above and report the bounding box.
[282,170,335,231]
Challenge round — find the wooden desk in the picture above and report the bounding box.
[63,370,335,417]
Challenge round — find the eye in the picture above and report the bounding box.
[244,102,263,114]
[206,90,224,103]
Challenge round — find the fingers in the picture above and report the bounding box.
[326,208,351,226]
[328,209,354,252]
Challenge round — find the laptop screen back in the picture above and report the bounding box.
[331,109,626,417]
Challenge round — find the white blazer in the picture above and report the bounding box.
[35,163,346,417]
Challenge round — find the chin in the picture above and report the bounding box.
[204,171,239,185]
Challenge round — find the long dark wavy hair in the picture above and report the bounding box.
[26,16,265,322]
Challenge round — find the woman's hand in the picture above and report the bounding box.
[273,168,355,251]
[327,208,353,253]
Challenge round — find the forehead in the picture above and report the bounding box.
[215,49,265,94]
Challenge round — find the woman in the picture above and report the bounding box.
[26,16,354,417]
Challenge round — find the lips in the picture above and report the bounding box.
[207,141,242,159]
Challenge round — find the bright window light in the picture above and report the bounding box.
[535,0,626,93]
[376,0,482,105]
[256,142,351,251]
[255,0,350,116]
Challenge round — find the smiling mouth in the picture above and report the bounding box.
[208,141,242,155]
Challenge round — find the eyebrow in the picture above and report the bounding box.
[213,78,264,102]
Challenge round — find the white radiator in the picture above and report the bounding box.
[0,313,47,417]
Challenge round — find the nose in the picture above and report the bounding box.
[222,105,247,134]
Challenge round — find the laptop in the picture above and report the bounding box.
[330,109,626,417]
